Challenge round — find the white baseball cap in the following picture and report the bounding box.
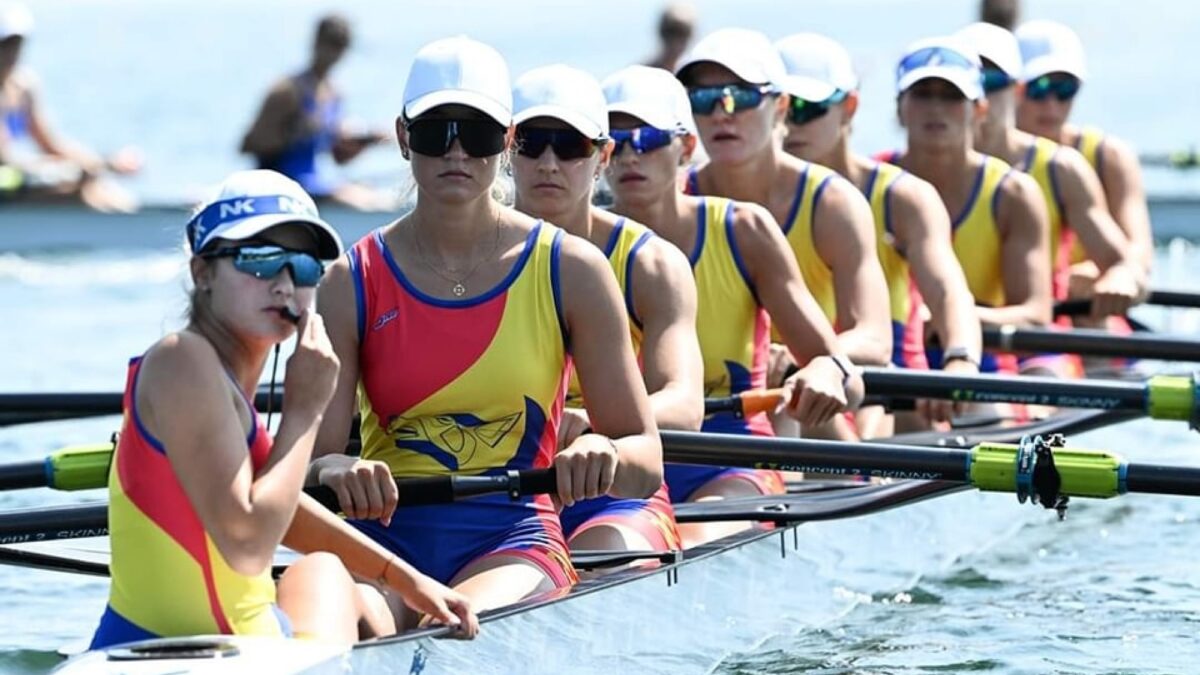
[674,28,785,89]
[895,36,983,100]
[402,36,512,126]
[957,22,1022,80]
[513,65,609,139]
[774,33,858,101]
[186,170,344,260]
[0,2,33,40]
[602,65,696,135]
[1016,20,1087,82]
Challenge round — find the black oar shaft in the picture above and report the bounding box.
[983,326,1200,362]
[0,460,49,491]
[861,368,1148,411]
[0,469,557,543]
[661,431,971,481]
[0,503,107,544]
[1123,464,1200,498]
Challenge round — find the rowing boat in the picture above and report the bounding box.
[1,192,1198,253]
[38,412,1100,674]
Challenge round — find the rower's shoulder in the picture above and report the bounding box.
[628,224,694,289]
[138,332,225,398]
[882,170,946,225]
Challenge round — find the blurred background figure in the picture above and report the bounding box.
[240,13,392,211]
[644,2,697,72]
[0,1,141,212]
[980,0,1020,30]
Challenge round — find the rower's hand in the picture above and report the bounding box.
[406,573,479,639]
[314,454,399,526]
[553,434,618,509]
[780,357,848,428]
[1090,264,1143,319]
[917,358,979,424]
[105,146,143,175]
[557,407,591,449]
[767,343,796,389]
[283,310,340,422]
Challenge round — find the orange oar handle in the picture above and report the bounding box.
[738,388,786,416]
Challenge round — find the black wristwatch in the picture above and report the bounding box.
[943,346,981,369]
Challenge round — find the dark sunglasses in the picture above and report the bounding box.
[610,126,682,155]
[1025,75,1081,102]
[202,245,325,287]
[687,84,776,116]
[405,117,508,158]
[981,68,1015,94]
[786,91,848,126]
[515,126,607,161]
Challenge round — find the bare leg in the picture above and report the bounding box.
[276,551,395,644]
[444,553,559,616]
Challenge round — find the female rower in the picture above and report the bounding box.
[309,37,662,615]
[961,22,1144,375]
[0,2,140,212]
[602,65,862,548]
[88,169,476,649]
[1015,20,1154,282]
[880,37,1051,374]
[774,32,982,433]
[673,28,890,441]
[510,64,702,555]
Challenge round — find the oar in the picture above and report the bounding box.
[1141,149,1200,169]
[860,367,1199,429]
[983,325,1200,362]
[0,468,556,545]
[1055,290,1200,320]
[0,387,279,428]
[6,431,1199,544]
[659,431,1200,510]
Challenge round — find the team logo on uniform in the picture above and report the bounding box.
[386,411,522,470]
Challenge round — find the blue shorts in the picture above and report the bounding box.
[349,493,576,587]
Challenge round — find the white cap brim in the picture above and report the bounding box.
[1022,55,1087,82]
[197,214,343,260]
[779,74,840,101]
[405,89,512,126]
[513,104,604,138]
[607,101,691,134]
[898,68,982,100]
[676,57,769,86]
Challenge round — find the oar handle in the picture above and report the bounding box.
[704,389,785,418]
[305,468,558,513]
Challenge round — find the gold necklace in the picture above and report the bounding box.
[410,211,502,297]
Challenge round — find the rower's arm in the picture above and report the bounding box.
[140,333,326,577]
[629,237,705,432]
[562,234,662,500]
[310,258,361,474]
[1054,148,1147,312]
[240,81,304,160]
[1096,134,1154,273]
[21,77,104,174]
[811,177,893,366]
[979,171,1052,327]
[732,202,864,407]
[889,176,982,357]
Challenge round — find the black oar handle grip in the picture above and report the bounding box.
[305,468,558,513]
